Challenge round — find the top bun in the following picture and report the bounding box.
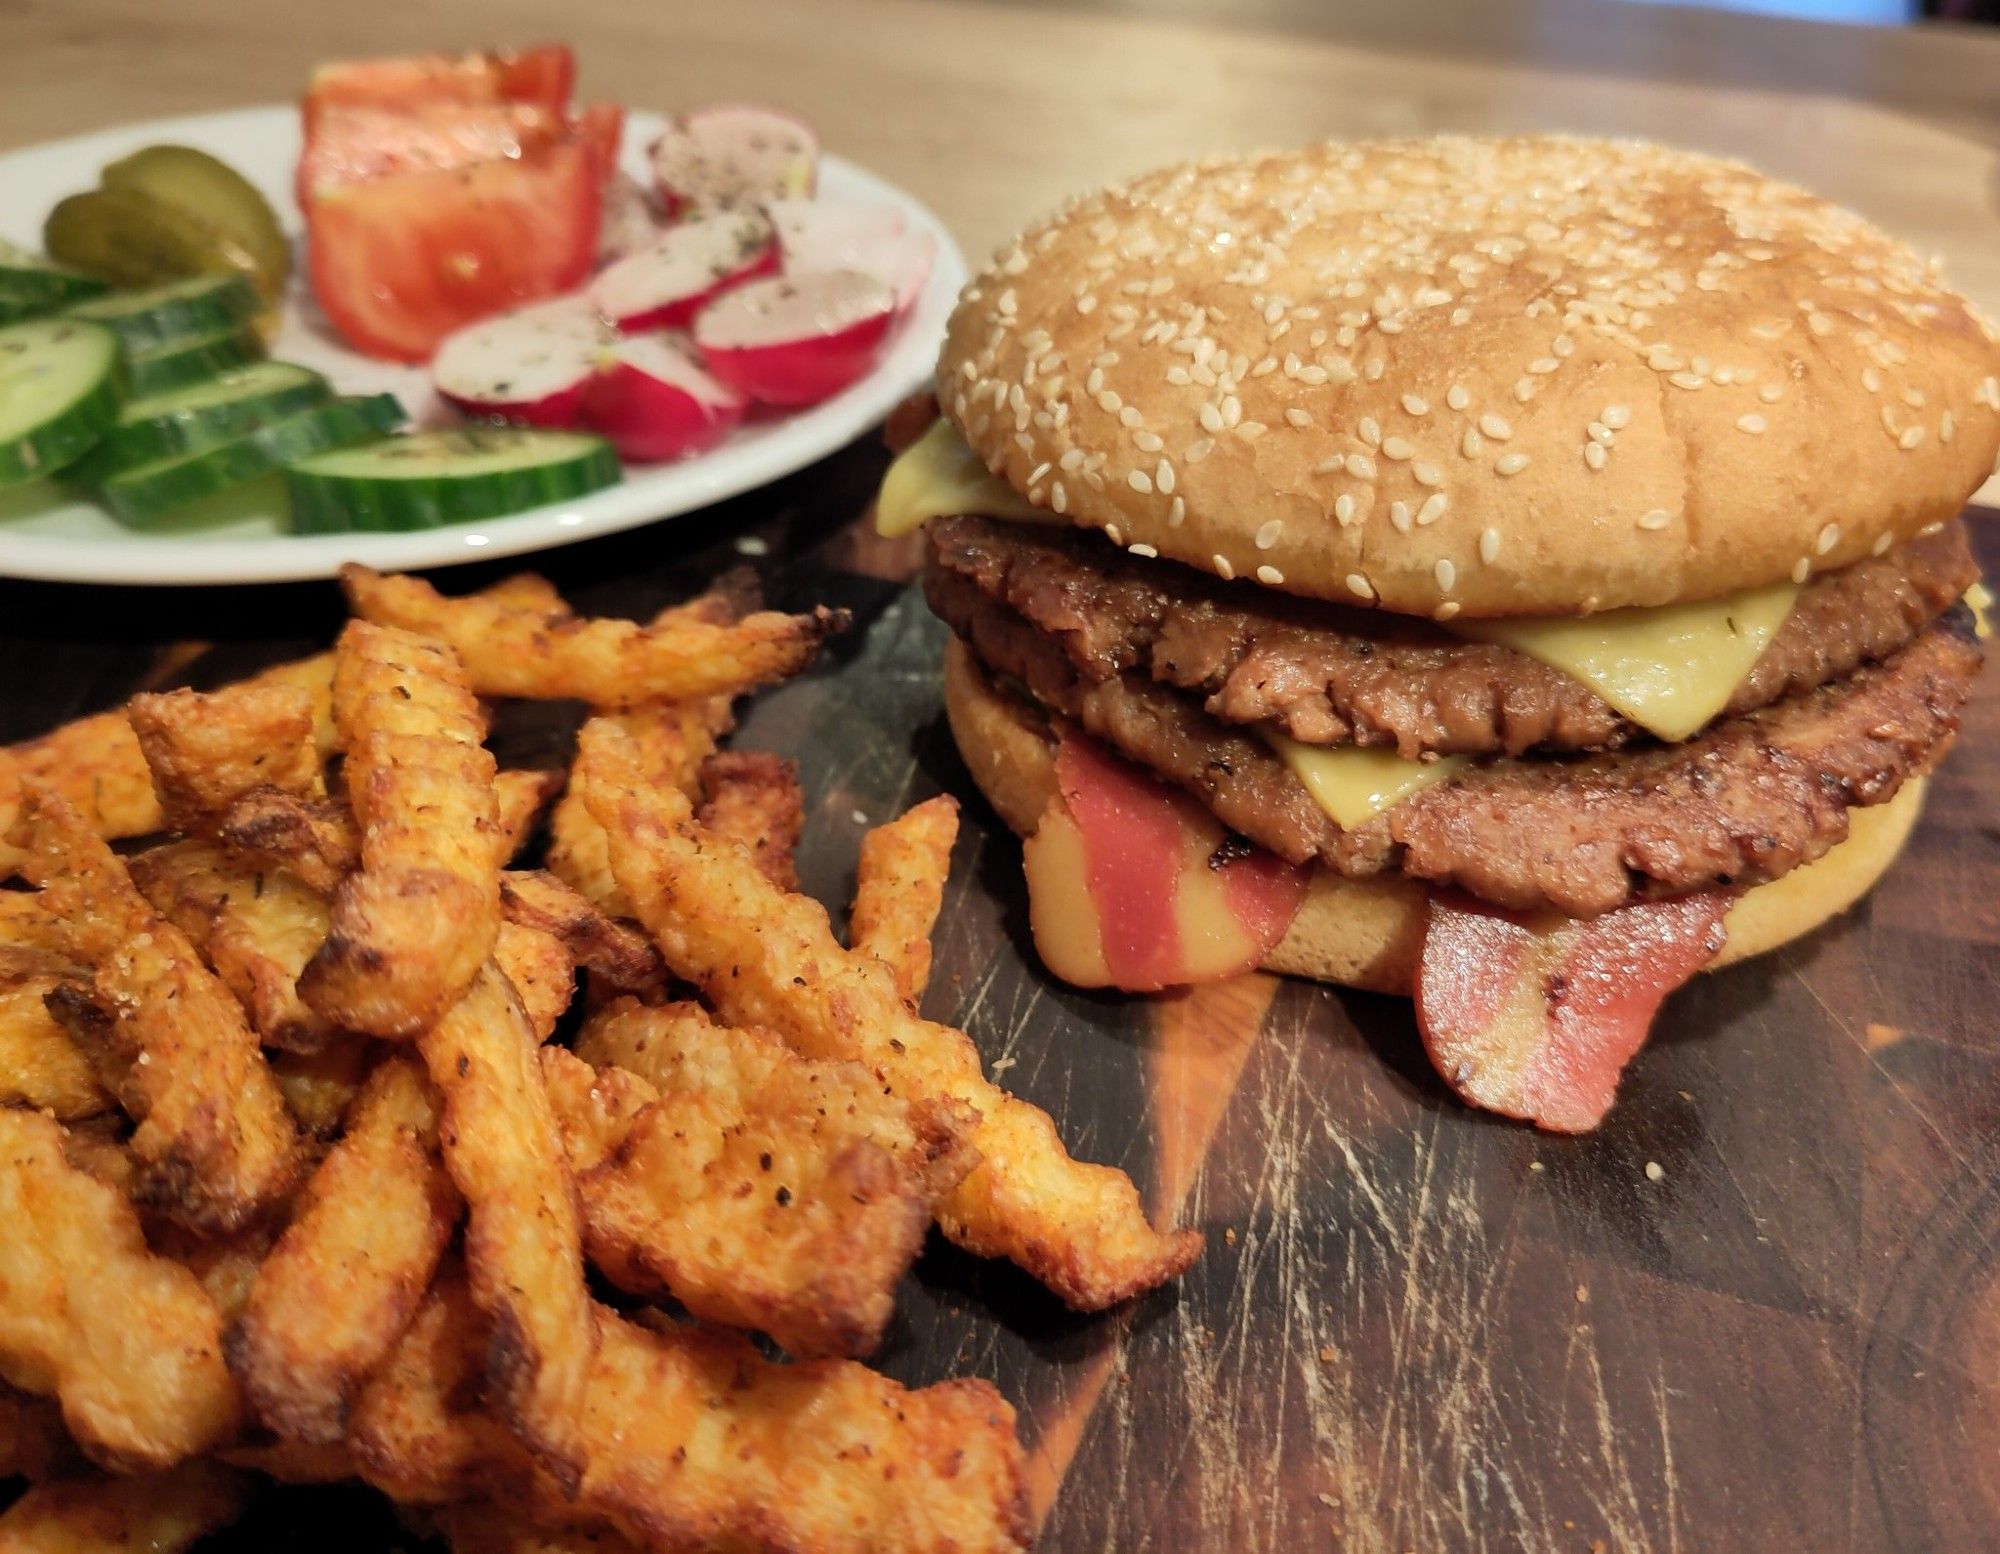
[939,136,2000,618]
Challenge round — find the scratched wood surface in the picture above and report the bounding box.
[0,424,1993,1550]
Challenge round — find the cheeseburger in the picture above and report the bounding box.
[878,137,1997,1132]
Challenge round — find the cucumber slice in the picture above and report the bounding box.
[98,393,405,527]
[122,323,265,397]
[66,360,330,483]
[287,426,621,534]
[0,241,108,308]
[68,274,261,352]
[0,319,121,486]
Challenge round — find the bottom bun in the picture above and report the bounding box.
[942,637,1927,995]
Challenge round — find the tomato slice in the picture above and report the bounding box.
[303,43,576,131]
[305,137,602,362]
[574,103,626,188]
[299,103,573,201]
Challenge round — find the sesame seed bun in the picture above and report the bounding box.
[942,637,1928,992]
[941,136,2000,619]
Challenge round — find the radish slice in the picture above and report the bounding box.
[693,269,895,407]
[581,334,746,461]
[766,199,936,314]
[588,211,777,334]
[649,103,818,218]
[597,171,666,266]
[432,295,608,426]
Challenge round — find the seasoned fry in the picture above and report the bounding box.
[442,1500,642,1554]
[850,794,959,1005]
[342,563,848,708]
[576,720,1202,1310]
[696,750,804,890]
[227,1053,456,1445]
[419,963,595,1488]
[129,840,335,1052]
[0,1461,249,1552]
[0,1383,79,1482]
[299,622,500,1038]
[14,787,299,1232]
[271,1036,375,1139]
[549,1002,969,1358]
[493,768,563,863]
[0,1109,240,1468]
[493,920,577,1043]
[0,886,68,956]
[0,957,108,1120]
[217,1437,356,1483]
[56,1116,137,1197]
[499,870,663,994]
[128,682,325,837]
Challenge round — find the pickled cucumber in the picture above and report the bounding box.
[44,185,266,294]
[101,145,289,303]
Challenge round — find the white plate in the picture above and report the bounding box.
[0,105,967,585]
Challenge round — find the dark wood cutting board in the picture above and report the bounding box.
[1,437,1993,1554]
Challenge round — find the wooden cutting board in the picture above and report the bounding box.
[1,437,1992,1554]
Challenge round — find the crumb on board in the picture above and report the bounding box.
[1318,1344,1335,1364]
[1576,1284,1589,1304]
[1645,1160,1666,1182]
[1223,1226,1237,1246]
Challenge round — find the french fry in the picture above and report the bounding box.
[493,768,563,863]
[128,682,325,836]
[493,920,578,1043]
[576,720,1203,1310]
[0,1383,79,1482]
[56,1116,137,1198]
[14,787,300,1233]
[217,1437,356,1483]
[151,1222,278,1328]
[695,750,805,891]
[850,794,959,1006]
[227,1054,458,1445]
[549,1001,969,1358]
[0,886,69,957]
[0,956,108,1120]
[299,622,500,1038]
[0,1109,240,1468]
[271,1036,375,1139]
[129,840,335,1053]
[342,563,848,709]
[499,870,664,995]
[418,963,595,1489]
[0,1461,249,1552]
[442,1500,643,1554]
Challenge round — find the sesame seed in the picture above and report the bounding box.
[1222,396,1242,428]
[1479,527,1501,564]
[1736,414,1767,435]
[1097,391,1122,414]
[1127,469,1153,494]
[1602,404,1631,430]
[1186,438,1214,464]
[1401,394,1430,416]
[1872,531,1894,556]
[1051,482,1067,514]
[1134,430,1164,453]
[1169,496,1186,526]
[1434,601,1462,621]
[1027,461,1052,486]
[1587,422,1614,445]
[1346,573,1376,601]
[1941,411,1956,443]
[1199,403,1223,433]
[1529,357,1560,375]
[1255,519,1283,550]
[1412,462,1442,487]
[1334,493,1358,526]
[1348,454,1378,481]
[1156,460,1176,493]
[1759,384,1784,403]
[1862,367,1882,393]
[1807,313,1832,336]
[996,289,1018,315]
[1104,523,1123,545]
[1461,428,1484,458]
[1118,405,1142,428]
[1434,559,1457,591]
[1312,454,1345,475]
[1479,413,1512,440]
[1792,557,1812,584]
[1381,436,1415,461]
[1669,371,1705,390]
[1445,384,1471,411]
[1898,424,1925,450]
[1214,554,1235,580]
[1285,408,1312,428]
[1495,452,1530,476]
[1417,493,1449,526]
[1816,522,1840,555]
[1387,500,1411,533]
[1129,543,1159,558]
[1638,509,1671,530]
[1584,442,1607,471]
[1257,565,1286,586]
[1359,416,1382,447]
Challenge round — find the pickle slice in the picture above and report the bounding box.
[43,186,264,294]
[100,145,290,303]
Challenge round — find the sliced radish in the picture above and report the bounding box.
[432,295,609,426]
[581,334,746,462]
[649,103,818,218]
[693,269,894,407]
[766,199,936,314]
[588,211,777,334]
[597,171,666,266]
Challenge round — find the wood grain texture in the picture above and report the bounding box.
[0,427,1991,1547]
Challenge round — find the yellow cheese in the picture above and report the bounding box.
[1264,732,1465,830]
[1448,581,1799,742]
[875,419,1051,537]
[1966,581,1992,640]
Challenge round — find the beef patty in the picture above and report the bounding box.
[929,515,1977,759]
[929,567,1980,917]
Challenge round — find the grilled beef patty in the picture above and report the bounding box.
[929,516,1976,760]
[929,565,1980,917]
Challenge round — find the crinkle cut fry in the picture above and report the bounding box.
[226,1053,458,1445]
[0,1459,250,1552]
[13,786,300,1233]
[499,870,664,995]
[299,621,501,1039]
[545,1007,970,1359]
[0,1109,239,1470]
[341,563,848,708]
[0,956,109,1119]
[127,681,325,837]
[418,961,596,1491]
[575,720,1202,1309]
[695,750,804,891]
[850,793,960,1006]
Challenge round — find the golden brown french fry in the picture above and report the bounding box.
[217,1437,357,1483]
[129,840,335,1053]
[56,1116,137,1198]
[270,1036,375,1139]
[128,681,324,837]
[342,564,848,708]
[576,720,1202,1310]
[850,794,959,1006]
[299,622,500,1039]
[0,887,68,956]
[0,1461,249,1552]
[149,1221,277,1328]
[442,1500,642,1554]
[492,920,577,1043]
[419,963,595,1489]
[0,1109,240,1469]
[499,870,663,995]
[493,768,563,863]
[549,1003,969,1358]
[695,750,804,891]
[0,957,108,1120]
[0,1383,79,1482]
[227,1054,457,1445]
[14,787,300,1232]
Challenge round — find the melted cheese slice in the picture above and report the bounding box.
[875,419,1052,537]
[1265,732,1466,830]
[1448,581,1800,742]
